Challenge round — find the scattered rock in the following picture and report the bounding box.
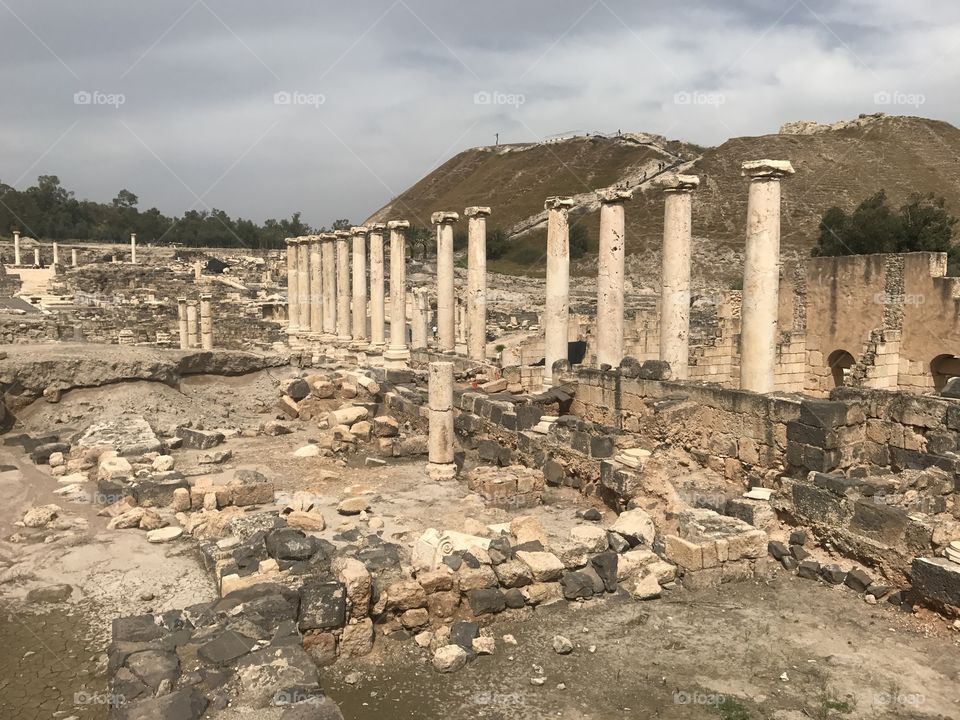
[432,644,468,673]
[552,635,573,655]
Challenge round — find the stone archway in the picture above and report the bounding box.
[827,349,855,387]
[930,354,960,392]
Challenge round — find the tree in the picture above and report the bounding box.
[112,189,139,208]
[813,190,958,272]
[487,229,508,260]
[569,222,589,259]
[453,230,468,251]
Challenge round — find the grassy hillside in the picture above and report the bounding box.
[367,116,960,282]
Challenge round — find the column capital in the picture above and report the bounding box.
[284,237,296,246]
[177,296,187,303]
[368,222,387,232]
[597,187,634,204]
[431,211,460,225]
[545,196,574,211]
[662,174,700,194]
[387,220,410,230]
[334,230,351,239]
[741,160,795,180]
[464,206,492,218]
[319,232,337,242]
[350,226,370,236]
[200,293,212,301]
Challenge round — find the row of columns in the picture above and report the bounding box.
[177,295,214,350]
[540,159,793,393]
[7,231,137,267]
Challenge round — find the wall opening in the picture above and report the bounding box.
[930,354,960,391]
[827,349,855,387]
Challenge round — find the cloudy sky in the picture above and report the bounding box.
[0,0,957,229]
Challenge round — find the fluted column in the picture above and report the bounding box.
[544,197,574,386]
[596,188,633,369]
[177,297,189,349]
[351,226,369,343]
[200,294,213,350]
[412,288,429,350]
[12,230,20,266]
[368,223,387,351]
[427,361,457,481]
[660,174,700,379]
[384,220,411,365]
[432,211,459,353]
[285,238,300,336]
[187,301,199,348]
[740,160,795,393]
[296,237,311,332]
[309,235,323,335]
[320,233,337,337]
[335,230,352,342]
[130,233,137,264]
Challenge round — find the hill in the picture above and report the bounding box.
[366,115,960,286]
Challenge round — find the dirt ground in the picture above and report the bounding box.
[0,367,958,720]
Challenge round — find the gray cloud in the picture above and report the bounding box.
[0,0,957,229]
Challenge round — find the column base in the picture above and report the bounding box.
[426,462,457,481]
[383,346,410,367]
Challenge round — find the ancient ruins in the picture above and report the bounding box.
[1,152,959,720]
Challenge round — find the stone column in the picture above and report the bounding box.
[456,299,466,344]
[335,230,352,342]
[544,197,574,386]
[320,233,337,337]
[187,301,199,348]
[297,237,311,333]
[52,242,60,266]
[431,211,459,353]
[130,233,137,263]
[411,288,429,350]
[367,224,387,351]
[595,188,633,369]
[199,294,213,350]
[12,230,20,266]
[309,235,323,335]
[427,361,457,480]
[177,297,189,349]
[71,248,78,267]
[33,248,40,266]
[285,238,300,336]
[351,226,369,343]
[465,206,493,362]
[660,174,700,380]
[740,160,795,393]
[384,220,411,365]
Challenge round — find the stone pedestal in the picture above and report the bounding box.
[12,230,20,266]
[320,234,337,337]
[199,294,213,350]
[660,175,700,379]
[432,211,459,353]
[335,230,352,342]
[351,226,369,343]
[285,238,300,337]
[596,188,633,368]
[740,160,795,393]
[186,301,199,348]
[309,235,323,335]
[177,297,189,350]
[465,206,491,362]
[384,220,411,366]
[297,237,311,334]
[130,233,137,264]
[368,224,387,351]
[544,197,574,386]
[427,361,456,480]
